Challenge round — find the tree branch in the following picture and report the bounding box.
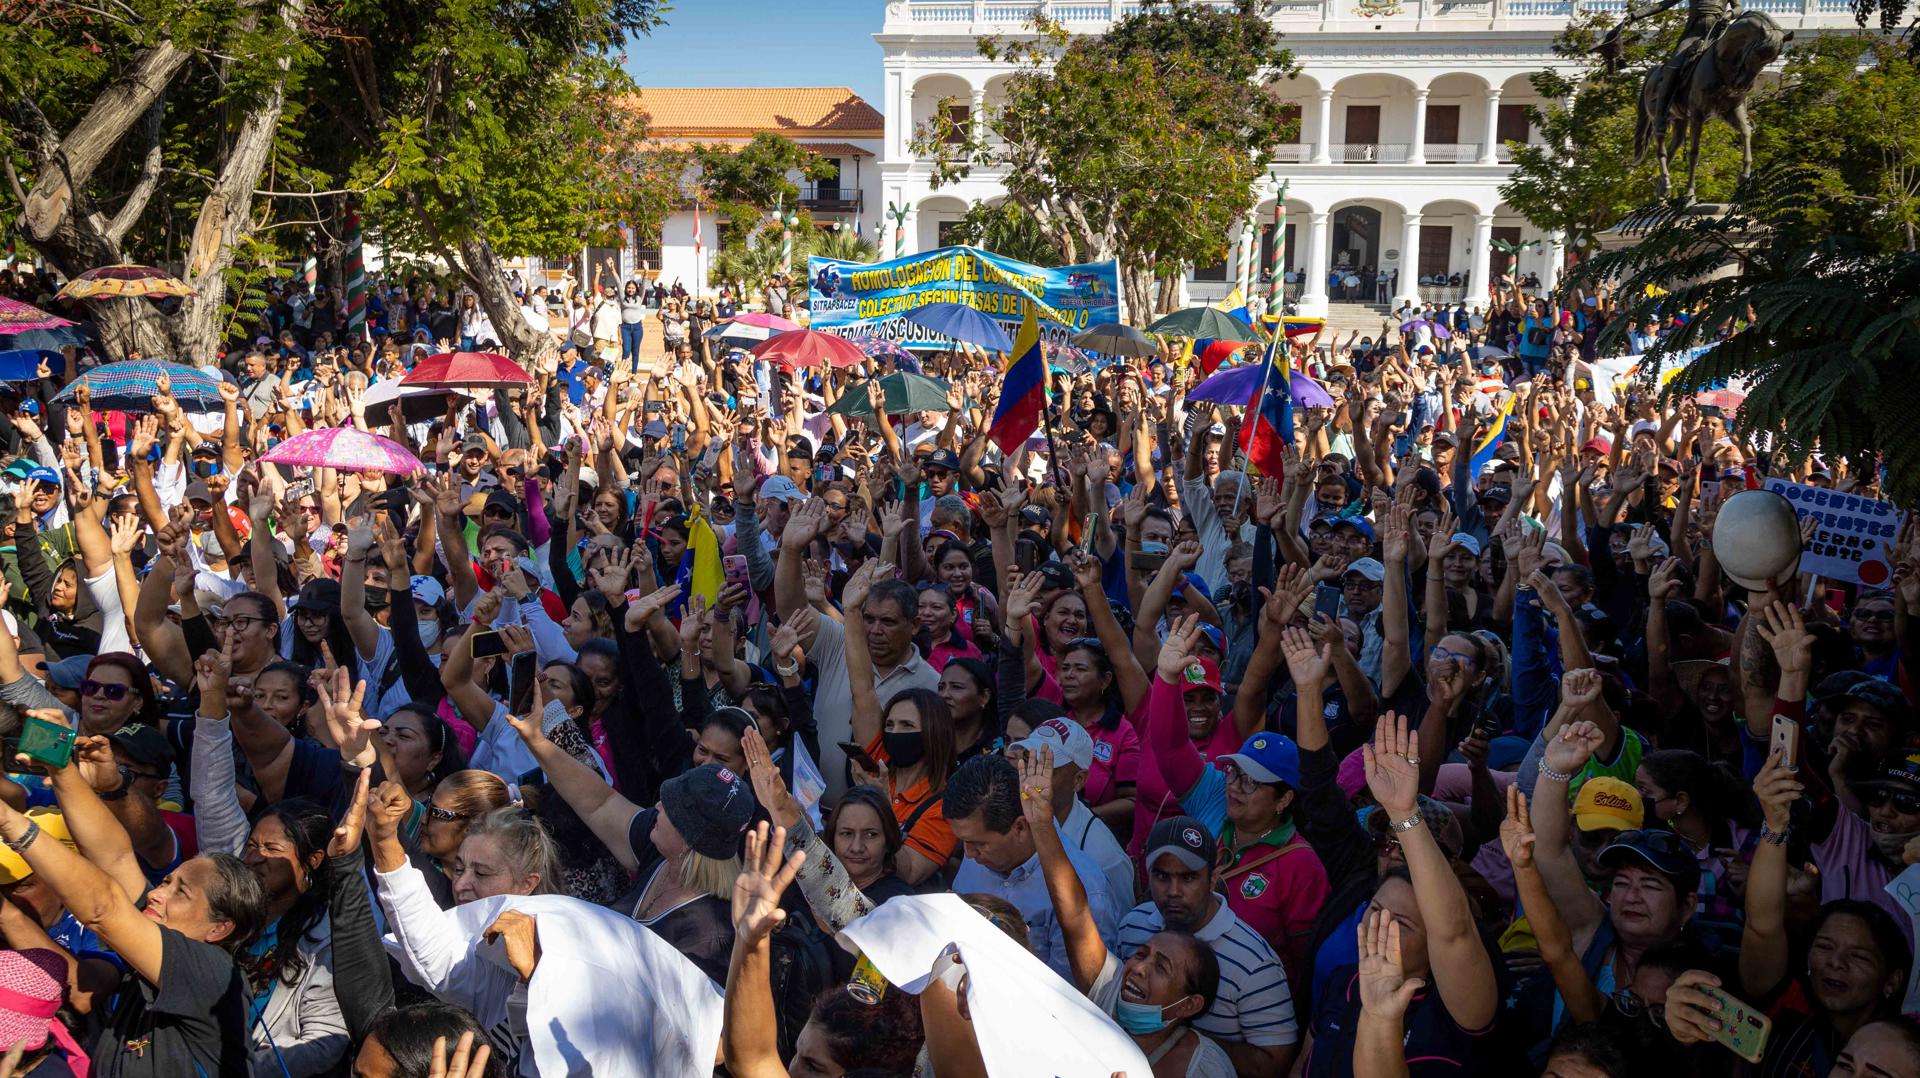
[105,99,164,246]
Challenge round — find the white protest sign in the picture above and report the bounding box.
[1762,477,1905,588]
[1885,864,1920,1015]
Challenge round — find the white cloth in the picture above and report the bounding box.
[377,865,723,1078]
[951,827,1123,981]
[839,893,1152,1077]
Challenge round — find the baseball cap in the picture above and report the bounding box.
[1144,815,1217,873]
[658,763,756,859]
[460,433,490,455]
[1179,657,1223,696]
[1598,829,1702,894]
[184,480,212,506]
[36,655,89,692]
[1432,430,1458,448]
[1019,504,1052,526]
[1815,672,1905,716]
[1478,485,1512,507]
[756,475,805,504]
[15,400,39,417]
[1332,517,1374,542]
[1629,419,1659,440]
[1448,533,1482,557]
[1012,717,1095,771]
[0,809,73,885]
[1036,561,1076,592]
[1571,777,1645,832]
[108,723,175,773]
[482,490,519,518]
[410,575,446,607]
[289,578,342,614]
[24,467,59,487]
[924,448,960,473]
[1858,750,1920,795]
[1220,731,1300,787]
[1581,437,1613,455]
[1343,558,1386,583]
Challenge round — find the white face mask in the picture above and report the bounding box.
[418,621,441,650]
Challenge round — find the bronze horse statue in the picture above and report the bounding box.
[1612,6,1791,201]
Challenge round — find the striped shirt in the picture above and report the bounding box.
[1117,898,1299,1047]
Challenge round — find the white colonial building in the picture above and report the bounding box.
[873,0,1856,318]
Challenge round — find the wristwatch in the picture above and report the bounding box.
[1390,812,1425,834]
[98,765,135,802]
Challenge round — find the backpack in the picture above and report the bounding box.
[765,916,838,1059]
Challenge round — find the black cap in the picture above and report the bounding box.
[1144,815,1216,873]
[1035,561,1075,592]
[1478,485,1512,507]
[658,763,757,859]
[109,723,175,772]
[1019,504,1052,527]
[1815,672,1907,718]
[1597,829,1701,894]
[924,448,960,473]
[289,578,342,614]
[482,490,520,518]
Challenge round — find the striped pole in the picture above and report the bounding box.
[344,209,367,342]
[1267,181,1289,316]
[301,254,318,290]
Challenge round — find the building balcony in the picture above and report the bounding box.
[890,0,1854,30]
[800,188,864,215]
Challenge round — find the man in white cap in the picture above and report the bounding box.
[1011,717,1135,906]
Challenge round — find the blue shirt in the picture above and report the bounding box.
[951,825,1122,981]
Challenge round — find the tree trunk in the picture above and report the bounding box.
[1121,264,1156,326]
[453,237,556,369]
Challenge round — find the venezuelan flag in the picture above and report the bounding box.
[1469,394,1516,478]
[1235,335,1295,479]
[1281,316,1325,341]
[989,302,1046,455]
[1216,289,1254,327]
[679,506,725,607]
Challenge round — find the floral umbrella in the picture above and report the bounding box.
[56,264,194,300]
[0,297,78,334]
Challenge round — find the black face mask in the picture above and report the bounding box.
[883,731,927,769]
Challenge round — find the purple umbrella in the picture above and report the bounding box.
[1186,363,1334,409]
[1400,318,1452,340]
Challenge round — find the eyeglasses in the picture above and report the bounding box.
[80,679,130,701]
[1864,786,1920,815]
[1429,645,1477,667]
[118,763,166,785]
[1611,987,1666,1027]
[225,615,270,634]
[1222,763,1266,794]
[425,803,471,822]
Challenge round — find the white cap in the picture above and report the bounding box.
[1013,717,1095,771]
[411,575,446,607]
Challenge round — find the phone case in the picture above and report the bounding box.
[18,716,75,770]
[1706,988,1771,1063]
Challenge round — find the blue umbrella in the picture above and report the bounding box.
[902,301,1014,352]
[0,350,58,382]
[0,326,85,354]
[1185,362,1335,409]
[54,358,227,413]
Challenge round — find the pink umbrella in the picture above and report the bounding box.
[0,297,78,334]
[260,426,425,476]
[730,312,800,332]
[749,329,866,370]
[399,351,533,390]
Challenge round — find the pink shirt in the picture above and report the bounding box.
[1083,717,1140,808]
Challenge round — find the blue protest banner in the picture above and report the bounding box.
[807,245,1119,350]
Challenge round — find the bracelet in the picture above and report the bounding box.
[1758,821,1790,846]
[4,819,40,854]
[1389,812,1425,834]
[775,659,801,677]
[1538,759,1575,783]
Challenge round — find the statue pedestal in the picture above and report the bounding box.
[1596,202,1767,285]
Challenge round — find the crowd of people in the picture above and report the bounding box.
[0,257,1913,1078]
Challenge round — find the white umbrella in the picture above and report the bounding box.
[364,377,468,424]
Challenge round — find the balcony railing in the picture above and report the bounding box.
[899,0,1857,24]
[1419,143,1484,163]
[1337,142,1411,164]
[800,188,864,214]
[1270,144,1310,163]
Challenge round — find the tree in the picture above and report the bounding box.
[692,133,835,249]
[916,0,1298,322]
[946,200,1066,266]
[1501,11,1741,257]
[1,0,319,363]
[808,227,878,264]
[1568,164,1920,500]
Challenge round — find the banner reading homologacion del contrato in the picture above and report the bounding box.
[808,245,1120,349]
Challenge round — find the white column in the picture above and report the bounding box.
[884,70,904,162]
[1408,88,1430,165]
[1468,213,1494,304]
[1312,89,1334,165]
[1480,89,1503,165]
[1398,213,1423,306]
[1543,230,1566,293]
[970,88,986,141]
[1299,211,1332,315]
[898,76,916,159]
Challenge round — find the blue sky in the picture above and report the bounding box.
[624,0,885,106]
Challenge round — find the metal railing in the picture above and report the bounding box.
[901,0,1857,22]
[800,187,864,214]
[1269,144,1310,163]
[1337,142,1411,164]
[1419,143,1485,163]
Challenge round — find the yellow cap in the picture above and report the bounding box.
[0,809,75,885]
[1571,777,1644,833]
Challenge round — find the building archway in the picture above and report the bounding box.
[1331,205,1384,275]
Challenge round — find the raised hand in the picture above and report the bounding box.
[1017,743,1056,834]
[1004,570,1046,625]
[1068,550,1101,590]
[1356,908,1424,1021]
[842,559,894,615]
[769,607,813,668]
[1559,666,1603,712]
[741,727,801,830]
[1543,719,1604,777]
[732,821,806,945]
[107,513,144,556]
[1499,784,1536,869]
[480,910,542,983]
[1361,712,1420,819]
[625,582,682,630]
[328,767,374,859]
[426,1032,494,1078]
[1168,539,1202,573]
[313,664,379,766]
[367,780,414,842]
[1155,613,1206,683]
[1526,569,1570,618]
[1647,555,1684,602]
[1280,626,1332,690]
[1754,601,1813,678]
[801,558,831,606]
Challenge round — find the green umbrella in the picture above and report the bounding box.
[1145,306,1264,343]
[825,372,955,418]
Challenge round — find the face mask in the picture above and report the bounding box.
[1140,541,1169,556]
[1872,828,1918,861]
[1114,996,1192,1035]
[418,621,441,649]
[882,731,926,769]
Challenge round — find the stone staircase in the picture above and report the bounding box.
[1323,301,1397,341]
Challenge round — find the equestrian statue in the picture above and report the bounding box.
[1600,0,1792,201]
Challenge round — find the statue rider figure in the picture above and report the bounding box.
[1600,0,1739,77]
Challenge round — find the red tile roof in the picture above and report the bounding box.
[633,88,884,140]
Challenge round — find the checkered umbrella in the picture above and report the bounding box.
[53,359,225,413]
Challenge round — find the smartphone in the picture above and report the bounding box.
[1473,714,1502,741]
[18,715,75,771]
[469,630,507,659]
[1770,715,1799,772]
[1132,549,1169,573]
[1313,583,1344,620]
[1702,987,1771,1063]
[1015,537,1041,574]
[838,740,882,774]
[814,464,834,485]
[671,422,686,453]
[645,400,664,415]
[723,554,749,589]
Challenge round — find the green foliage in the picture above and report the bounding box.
[807,227,878,264]
[1500,11,1740,254]
[708,231,787,299]
[945,200,1066,266]
[693,134,835,249]
[1569,166,1920,500]
[915,0,1297,317]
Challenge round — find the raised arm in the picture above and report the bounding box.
[842,559,891,750]
[1500,786,1605,1023]
[1739,750,1801,1000]
[1021,746,1109,994]
[1073,551,1150,712]
[1530,712,1611,949]
[503,694,645,873]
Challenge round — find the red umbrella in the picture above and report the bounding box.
[399,351,533,390]
[749,329,866,369]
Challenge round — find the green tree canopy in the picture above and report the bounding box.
[916,0,1297,322]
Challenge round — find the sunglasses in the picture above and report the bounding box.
[425,803,471,822]
[80,679,131,701]
[1864,786,1920,815]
